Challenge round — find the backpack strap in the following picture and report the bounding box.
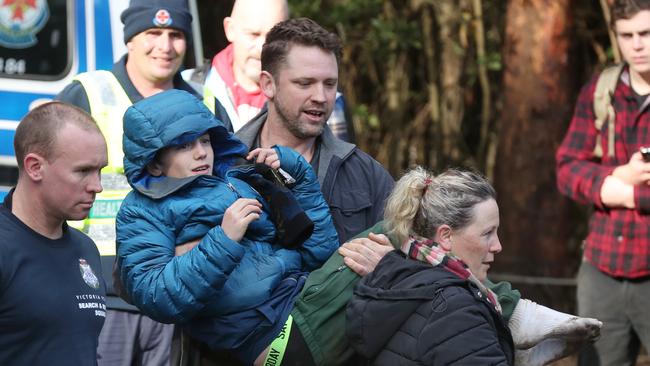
[593,63,624,158]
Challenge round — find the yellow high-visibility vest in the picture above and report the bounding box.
[203,83,216,115]
[69,71,132,256]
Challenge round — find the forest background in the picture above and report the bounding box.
[196,0,619,315]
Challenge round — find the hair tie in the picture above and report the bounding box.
[423,178,432,194]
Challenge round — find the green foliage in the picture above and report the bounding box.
[353,104,380,129]
[480,52,502,71]
[289,0,383,27]
[290,0,420,51]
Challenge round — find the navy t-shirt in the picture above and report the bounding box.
[0,192,106,365]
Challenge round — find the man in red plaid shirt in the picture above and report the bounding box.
[556,0,650,364]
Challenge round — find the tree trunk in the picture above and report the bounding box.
[493,0,580,309]
[431,0,468,165]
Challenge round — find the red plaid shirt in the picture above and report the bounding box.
[556,66,650,279]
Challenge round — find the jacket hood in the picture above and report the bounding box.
[122,89,248,198]
[346,251,466,359]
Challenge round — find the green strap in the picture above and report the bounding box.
[262,315,293,366]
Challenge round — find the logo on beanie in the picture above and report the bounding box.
[153,9,172,27]
[0,0,50,49]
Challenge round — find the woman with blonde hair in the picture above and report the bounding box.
[347,167,514,365]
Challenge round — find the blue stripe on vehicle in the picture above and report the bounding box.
[94,1,114,70]
[76,0,87,73]
[0,91,54,121]
[0,130,16,156]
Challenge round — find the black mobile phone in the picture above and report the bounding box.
[254,164,296,188]
[641,147,650,162]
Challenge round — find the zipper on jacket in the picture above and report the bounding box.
[226,182,241,198]
[302,264,348,301]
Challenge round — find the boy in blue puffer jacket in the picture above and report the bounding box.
[115,89,339,364]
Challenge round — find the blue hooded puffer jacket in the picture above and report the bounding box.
[116,89,339,323]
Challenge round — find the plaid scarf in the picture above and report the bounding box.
[401,236,502,314]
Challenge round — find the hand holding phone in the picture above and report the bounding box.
[640,147,650,162]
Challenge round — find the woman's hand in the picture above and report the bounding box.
[222,198,262,242]
[247,148,280,170]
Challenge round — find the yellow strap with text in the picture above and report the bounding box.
[263,315,293,366]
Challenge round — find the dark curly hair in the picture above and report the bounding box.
[261,17,342,78]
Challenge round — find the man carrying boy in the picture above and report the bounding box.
[556,0,650,364]
[115,89,339,365]
[235,18,392,245]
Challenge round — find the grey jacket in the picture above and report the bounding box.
[236,111,394,242]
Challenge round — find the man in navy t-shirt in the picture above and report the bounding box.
[0,102,108,365]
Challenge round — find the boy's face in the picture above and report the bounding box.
[615,10,650,78]
[149,133,214,178]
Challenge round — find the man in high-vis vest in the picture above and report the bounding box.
[55,0,228,364]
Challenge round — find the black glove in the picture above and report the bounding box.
[239,164,313,249]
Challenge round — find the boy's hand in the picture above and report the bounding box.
[247,148,280,169]
[175,238,200,256]
[222,198,262,242]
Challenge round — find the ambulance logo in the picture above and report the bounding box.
[0,0,49,49]
[153,9,172,27]
[79,258,100,289]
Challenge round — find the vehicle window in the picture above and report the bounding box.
[0,0,70,80]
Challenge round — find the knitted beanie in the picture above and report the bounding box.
[121,0,192,43]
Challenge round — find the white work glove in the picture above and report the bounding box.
[509,299,602,365]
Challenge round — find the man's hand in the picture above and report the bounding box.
[175,238,200,256]
[601,175,635,209]
[612,152,650,186]
[223,198,262,242]
[247,148,280,169]
[338,233,393,276]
